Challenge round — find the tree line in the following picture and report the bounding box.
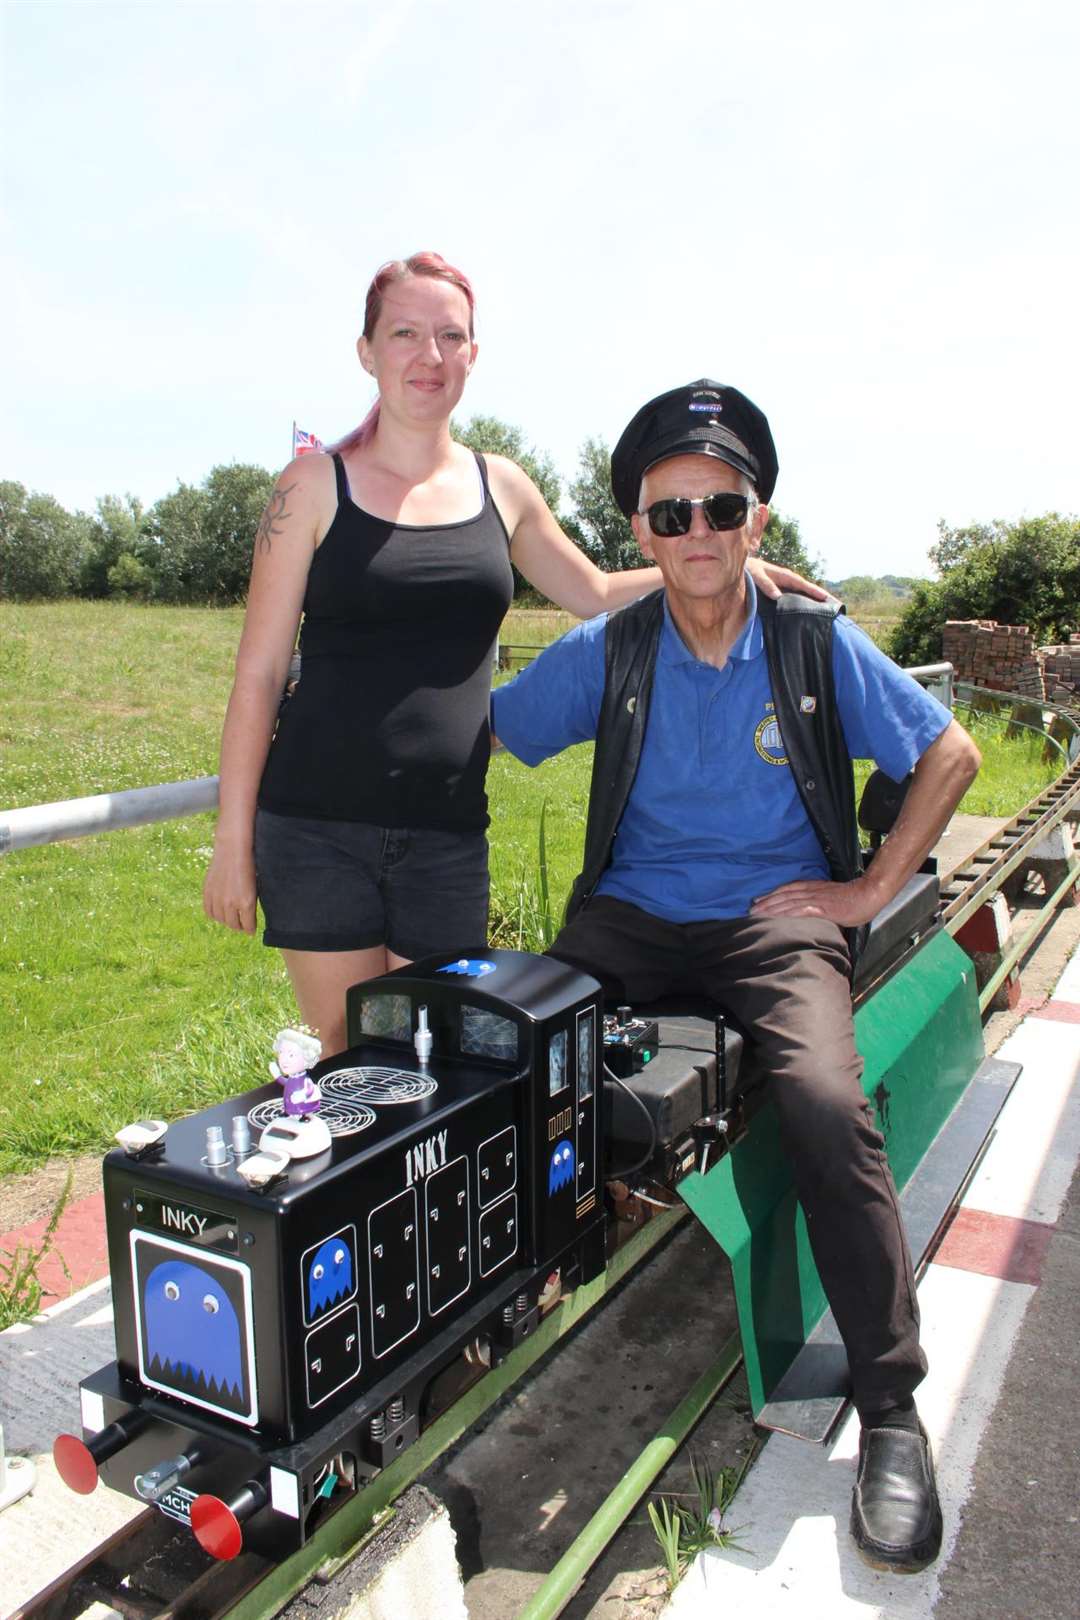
[3,419,1075,668]
[0,415,822,606]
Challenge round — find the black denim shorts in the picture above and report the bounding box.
[255,810,490,959]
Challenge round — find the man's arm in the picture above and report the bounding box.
[749,719,981,928]
[491,617,606,765]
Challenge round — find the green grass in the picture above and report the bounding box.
[0,601,1063,1179]
[953,709,1062,813]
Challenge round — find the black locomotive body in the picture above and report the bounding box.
[61,951,605,1559]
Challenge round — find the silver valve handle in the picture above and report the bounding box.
[414,1005,433,1067]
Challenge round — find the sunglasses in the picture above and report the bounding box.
[640,492,755,537]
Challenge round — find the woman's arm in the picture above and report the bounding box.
[487,457,826,614]
[202,457,329,933]
[487,457,659,616]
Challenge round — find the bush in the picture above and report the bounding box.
[890,514,1080,665]
[107,552,153,597]
[144,463,275,603]
[80,494,148,598]
[0,481,93,600]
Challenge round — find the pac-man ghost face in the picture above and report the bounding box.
[548,1140,575,1195]
[308,1235,354,1319]
[143,1258,243,1398]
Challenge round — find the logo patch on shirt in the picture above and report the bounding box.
[753,703,789,766]
[800,695,817,714]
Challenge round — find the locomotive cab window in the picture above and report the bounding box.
[356,994,412,1045]
[577,1007,596,1100]
[460,1005,519,1062]
[548,1028,569,1096]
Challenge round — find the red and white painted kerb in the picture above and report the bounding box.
[667,938,1080,1620]
[954,891,1020,1009]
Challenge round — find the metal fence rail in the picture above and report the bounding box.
[4,666,1080,857]
[905,661,955,709]
[0,777,219,856]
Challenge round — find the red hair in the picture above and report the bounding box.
[329,252,476,456]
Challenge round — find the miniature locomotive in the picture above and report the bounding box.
[54,950,606,1560]
[55,853,975,1558]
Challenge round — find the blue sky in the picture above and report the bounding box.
[3,0,1077,579]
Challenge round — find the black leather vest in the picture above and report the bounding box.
[564,588,868,965]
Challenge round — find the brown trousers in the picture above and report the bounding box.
[548,896,926,1415]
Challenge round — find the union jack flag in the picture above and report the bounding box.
[292,423,324,457]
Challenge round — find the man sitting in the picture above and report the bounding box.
[491,379,980,1572]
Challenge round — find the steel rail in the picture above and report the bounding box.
[976,856,1080,1013]
[940,757,1080,935]
[8,1504,271,1620]
[516,1334,744,1620]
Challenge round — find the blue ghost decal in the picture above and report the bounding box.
[144,1259,243,1398]
[308,1236,354,1318]
[548,1140,575,1194]
[436,958,496,977]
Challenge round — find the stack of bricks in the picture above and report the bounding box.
[942,621,1080,703]
[942,621,1045,699]
[1042,633,1080,702]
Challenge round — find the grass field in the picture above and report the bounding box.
[0,600,1062,1179]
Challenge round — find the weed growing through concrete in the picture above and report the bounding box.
[0,1173,72,1328]
[647,1451,752,1590]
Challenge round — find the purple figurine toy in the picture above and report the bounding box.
[270,1027,323,1117]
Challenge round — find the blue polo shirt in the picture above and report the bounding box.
[491,578,952,923]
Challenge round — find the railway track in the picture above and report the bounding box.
[942,756,1080,932]
[11,1506,272,1620]
[11,709,1080,1620]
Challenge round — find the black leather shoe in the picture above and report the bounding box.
[851,1422,943,1573]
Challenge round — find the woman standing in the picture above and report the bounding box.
[204,252,813,1054]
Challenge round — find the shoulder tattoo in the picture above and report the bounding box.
[255,481,299,555]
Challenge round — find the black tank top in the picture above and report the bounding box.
[258,452,514,831]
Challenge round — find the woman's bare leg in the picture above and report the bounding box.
[281,946,390,1059]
